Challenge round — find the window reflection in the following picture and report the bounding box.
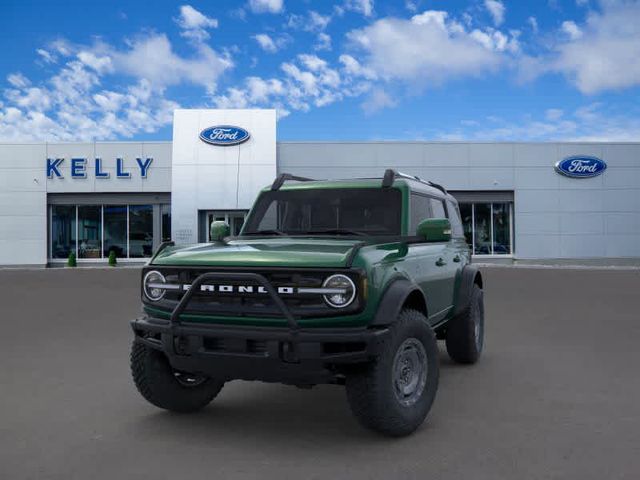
[51,205,76,259]
[458,202,513,255]
[459,203,472,247]
[78,206,102,258]
[129,205,153,258]
[161,204,171,241]
[50,203,160,261]
[492,203,511,254]
[104,205,127,258]
[473,203,492,255]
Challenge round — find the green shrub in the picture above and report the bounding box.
[67,252,77,267]
[108,250,117,266]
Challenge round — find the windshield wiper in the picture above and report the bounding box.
[244,229,287,236]
[303,228,368,236]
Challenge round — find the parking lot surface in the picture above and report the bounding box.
[1,267,639,480]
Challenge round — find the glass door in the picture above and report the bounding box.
[206,211,247,240]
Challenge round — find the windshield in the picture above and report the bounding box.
[242,188,402,236]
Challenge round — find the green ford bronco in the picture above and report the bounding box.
[130,170,484,436]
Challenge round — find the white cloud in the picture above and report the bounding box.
[484,0,505,26]
[253,33,290,53]
[315,33,332,51]
[287,11,331,32]
[528,16,538,33]
[174,5,218,42]
[469,28,519,53]
[109,34,232,93]
[77,50,113,74]
[437,103,640,141]
[309,11,331,30]
[338,54,377,79]
[405,1,418,12]
[213,53,373,116]
[36,48,57,64]
[253,34,278,53]
[0,7,232,141]
[561,20,582,40]
[525,2,640,94]
[545,108,563,121]
[346,10,515,86]
[248,0,283,14]
[362,88,397,114]
[343,0,374,17]
[7,73,30,88]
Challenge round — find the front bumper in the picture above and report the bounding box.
[131,315,388,384]
[133,270,387,384]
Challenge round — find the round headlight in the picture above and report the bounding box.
[322,274,356,308]
[143,270,166,301]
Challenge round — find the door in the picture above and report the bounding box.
[429,197,458,313]
[408,194,456,323]
[206,211,247,240]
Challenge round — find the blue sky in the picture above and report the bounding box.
[1,0,639,141]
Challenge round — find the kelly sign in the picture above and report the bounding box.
[47,157,153,179]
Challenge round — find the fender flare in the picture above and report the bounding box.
[453,265,483,316]
[370,278,427,327]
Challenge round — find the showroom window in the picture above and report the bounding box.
[129,205,153,258]
[161,204,171,241]
[78,206,102,258]
[458,202,513,255]
[51,205,76,259]
[104,205,128,258]
[50,204,162,261]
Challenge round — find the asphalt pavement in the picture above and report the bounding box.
[1,266,639,480]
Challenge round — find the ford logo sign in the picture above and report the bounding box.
[554,156,607,178]
[199,125,250,146]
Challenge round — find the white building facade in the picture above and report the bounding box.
[0,109,638,266]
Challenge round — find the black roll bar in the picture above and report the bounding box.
[271,173,316,190]
[382,169,448,194]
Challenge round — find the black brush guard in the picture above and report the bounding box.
[132,271,388,383]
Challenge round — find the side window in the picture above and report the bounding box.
[430,198,446,218]
[446,200,464,237]
[410,194,431,234]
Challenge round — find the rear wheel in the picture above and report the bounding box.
[345,309,439,437]
[130,342,224,413]
[445,284,484,364]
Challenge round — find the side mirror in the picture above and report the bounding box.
[210,221,230,242]
[416,218,452,242]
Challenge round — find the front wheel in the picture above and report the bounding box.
[130,342,224,413]
[345,309,439,437]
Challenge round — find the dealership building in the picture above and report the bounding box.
[0,108,638,267]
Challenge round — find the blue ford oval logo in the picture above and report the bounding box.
[555,156,607,178]
[199,125,250,146]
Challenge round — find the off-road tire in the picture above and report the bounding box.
[130,341,224,413]
[445,284,484,364]
[345,309,439,437]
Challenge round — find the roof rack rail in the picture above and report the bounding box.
[271,173,316,191]
[382,169,448,194]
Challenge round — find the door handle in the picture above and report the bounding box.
[436,258,447,267]
[453,255,461,263]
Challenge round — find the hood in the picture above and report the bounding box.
[152,237,364,268]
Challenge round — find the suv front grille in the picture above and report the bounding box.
[143,267,363,319]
